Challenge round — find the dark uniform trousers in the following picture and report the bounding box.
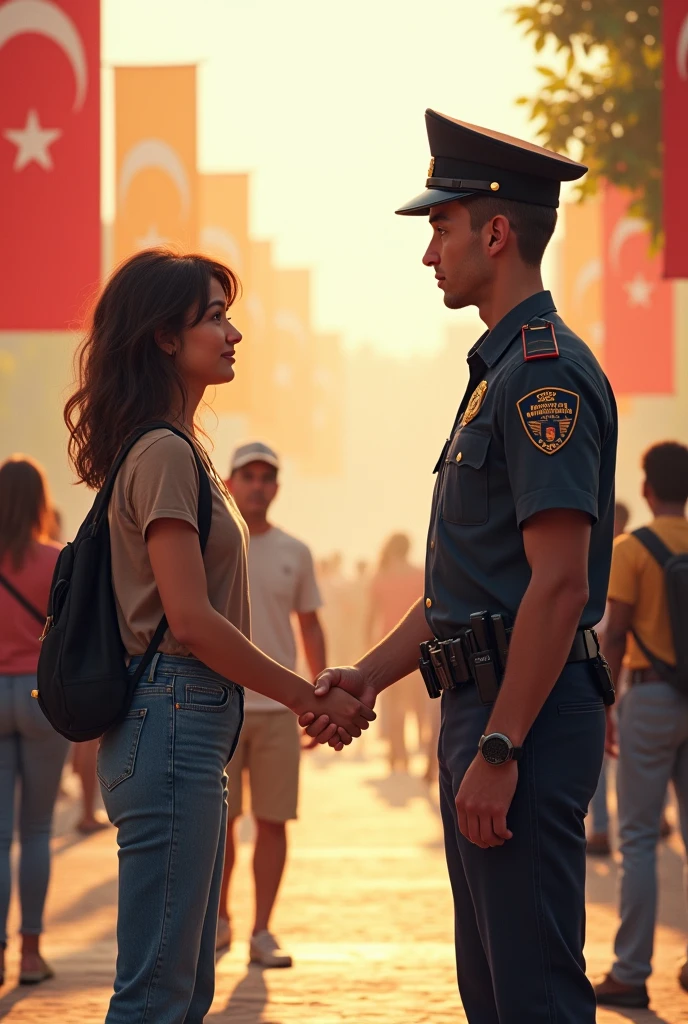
[438,662,605,1023]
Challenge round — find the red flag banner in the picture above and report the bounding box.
[664,0,688,278]
[602,185,673,395]
[0,0,100,328]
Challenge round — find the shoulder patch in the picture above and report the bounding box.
[516,388,580,455]
[521,318,559,361]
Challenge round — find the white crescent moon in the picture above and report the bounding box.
[609,216,646,272]
[275,309,307,347]
[119,139,191,219]
[573,258,601,305]
[678,14,688,80]
[200,226,244,273]
[0,0,87,112]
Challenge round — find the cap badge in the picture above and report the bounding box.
[462,380,488,426]
[428,156,435,177]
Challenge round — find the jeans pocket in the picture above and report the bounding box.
[558,700,605,715]
[179,682,231,713]
[97,708,147,791]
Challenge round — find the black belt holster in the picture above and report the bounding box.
[419,617,615,707]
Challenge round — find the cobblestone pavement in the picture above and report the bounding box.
[1,746,687,1022]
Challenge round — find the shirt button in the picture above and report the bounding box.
[430,539,435,550]
[425,598,432,608]
[455,452,463,462]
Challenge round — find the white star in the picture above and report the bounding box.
[3,109,62,172]
[136,225,167,249]
[623,272,654,308]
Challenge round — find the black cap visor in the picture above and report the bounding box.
[395,187,476,217]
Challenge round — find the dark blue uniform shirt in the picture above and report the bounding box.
[425,290,617,639]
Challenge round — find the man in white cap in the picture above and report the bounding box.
[217,442,326,967]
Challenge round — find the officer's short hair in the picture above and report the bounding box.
[463,195,558,267]
[643,442,688,504]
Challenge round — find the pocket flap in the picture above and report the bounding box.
[447,430,491,470]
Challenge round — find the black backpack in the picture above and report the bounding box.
[36,422,212,742]
[631,526,688,693]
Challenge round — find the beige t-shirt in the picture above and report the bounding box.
[243,526,322,712]
[109,428,250,656]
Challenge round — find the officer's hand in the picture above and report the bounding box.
[455,755,517,849]
[298,666,377,748]
[604,706,618,759]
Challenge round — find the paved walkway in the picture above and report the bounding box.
[0,746,687,1022]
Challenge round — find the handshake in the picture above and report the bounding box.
[297,666,379,751]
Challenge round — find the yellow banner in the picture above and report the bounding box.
[114,66,197,266]
[272,268,315,463]
[303,332,344,475]
[199,174,251,414]
[560,199,603,361]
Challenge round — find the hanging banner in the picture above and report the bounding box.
[272,268,315,463]
[199,173,251,414]
[304,332,344,476]
[0,0,100,328]
[114,66,197,265]
[663,0,688,278]
[560,200,603,361]
[246,239,277,439]
[603,184,673,395]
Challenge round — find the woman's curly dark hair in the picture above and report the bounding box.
[65,248,239,489]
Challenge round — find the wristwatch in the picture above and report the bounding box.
[479,732,523,765]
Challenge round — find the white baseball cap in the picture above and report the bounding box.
[230,441,280,474]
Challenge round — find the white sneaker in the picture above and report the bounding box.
[249,930,292,968]
[216,917,232,952]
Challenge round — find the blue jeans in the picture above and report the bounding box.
[0,674,70,944]
[99,654,244,1024]
[612,680,688,986]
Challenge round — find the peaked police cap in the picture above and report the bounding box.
[395,109,587,216]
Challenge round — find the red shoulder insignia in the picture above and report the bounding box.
[521,318,559,361]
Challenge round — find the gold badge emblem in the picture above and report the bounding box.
[427,156,435,177]
[516,387,580,455]
[462,380,488,425]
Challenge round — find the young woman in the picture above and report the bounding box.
[65,249,374,1024]
[0,456,69,986]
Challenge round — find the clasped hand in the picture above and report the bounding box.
[298,666,376,751]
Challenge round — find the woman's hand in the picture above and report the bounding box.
[297,683,376,750]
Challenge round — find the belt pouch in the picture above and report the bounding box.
[471,651,500,705]
[419,643,441,699]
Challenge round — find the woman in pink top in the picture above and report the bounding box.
[0,456,69,986]
[367,533,439,778]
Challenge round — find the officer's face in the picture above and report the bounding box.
[423,201,488,309]
[227,461,279,518]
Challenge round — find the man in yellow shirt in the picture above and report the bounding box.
[595,442,688,1009]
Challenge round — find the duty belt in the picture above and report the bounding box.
[419,611,615,706]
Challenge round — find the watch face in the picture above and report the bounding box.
[481,735,510,765]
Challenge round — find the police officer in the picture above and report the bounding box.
[302,110,617,1023]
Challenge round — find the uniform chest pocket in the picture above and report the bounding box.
[440,430,491,526]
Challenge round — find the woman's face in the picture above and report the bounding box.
[176,276,242,388]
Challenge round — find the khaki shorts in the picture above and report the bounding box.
[226,710,300,822]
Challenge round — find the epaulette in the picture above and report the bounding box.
[521,317,559,361]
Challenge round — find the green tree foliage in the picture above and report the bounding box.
[512,1,662,237]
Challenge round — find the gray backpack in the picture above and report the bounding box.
[631,527,688,693]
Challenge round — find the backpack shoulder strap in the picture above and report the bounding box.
[632,527,674,568]
[0,573,45,625]
[129,425,213,685]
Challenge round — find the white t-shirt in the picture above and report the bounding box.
[244,525,322,711]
